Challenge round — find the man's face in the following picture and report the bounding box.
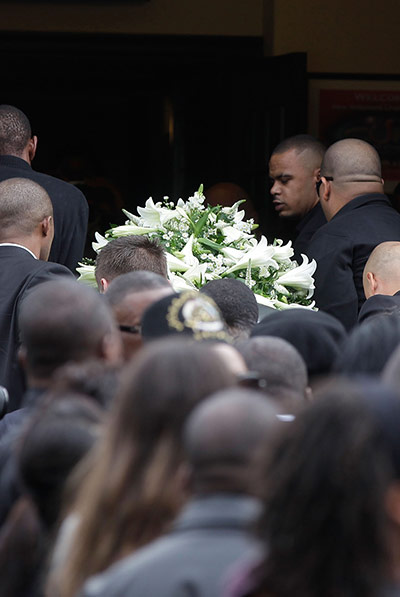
[269,149,319,219]
[113,287,173,361]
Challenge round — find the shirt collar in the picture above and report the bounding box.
[0,243,38,259]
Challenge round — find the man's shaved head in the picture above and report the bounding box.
[363,241,400,299]
[321,138,382,182]
[0,178,52,237]
[184,388,279,494]
[0,105,31,156]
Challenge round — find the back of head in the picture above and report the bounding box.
[272,134,325,171]
[184,387,279,494]
[251,308,347,379]
[95,235,168,288]
[105,270,172,308]
[237,336,308,408]
[0,105,31,156]
[256,377,400,597]
[363,241,400,299]
[334,313,400,376]
[19,279,120,379]
[322,138,382,189]
[0,178,52,238]
[18,393,103,529]
[200,278,258,340]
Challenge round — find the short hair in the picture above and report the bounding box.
[322,138,382,181]
[271,134,325,169]
[237,336,308,406]
[105,271,172,309]
[184,387,278,493]
[95,236,168,287]
[19,279,118,378]
[0,105,32,156]
[0,178,52,236]
[200,278,259,340]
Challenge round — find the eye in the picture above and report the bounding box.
[280,176,291,184]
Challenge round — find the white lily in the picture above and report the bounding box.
[275,255,317,298]
[137,198,178,227]
[92,232,109,254]
[76,263,98,288]
[272,240,295,262]
[169,271,197,293]
[221,225,251,243]
[178,234,198,267]
[166,252,191,273]
[182,262,208,285]
[223,236,278,275]
[110,224,159,237]
[273,299,317,310]
[122,208,141,224]
[254,293,277,308]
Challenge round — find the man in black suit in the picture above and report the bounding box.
[308,138,400,330]
[0,104,88,273]
[0,178,73,410]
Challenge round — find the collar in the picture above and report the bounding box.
[172,494,262,533]
[296,202,325,233]
[331,193,391,221]
[0,154,32,171]
[0,243,37,259]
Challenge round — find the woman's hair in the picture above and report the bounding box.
[49,337,237,597]
[252,378,400,597]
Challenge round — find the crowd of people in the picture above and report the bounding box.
[1,104,400,596]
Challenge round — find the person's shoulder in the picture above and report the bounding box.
[30,169,88,205]
[34,260,75,277]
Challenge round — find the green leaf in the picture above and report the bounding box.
[198,237,223,252]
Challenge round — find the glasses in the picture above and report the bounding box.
[316,176,334,197]
[119,324,141,335]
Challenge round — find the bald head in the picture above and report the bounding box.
[0,178,52,237]
[322,138,382,183]
[363,241,400,299]
[184,388,278,494]
[19,279,121,380]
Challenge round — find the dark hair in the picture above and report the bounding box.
[253,378,400,597]
[271,134,325,163]
[237,336,308,408]
[0,104,31,156]
[105,270,172,308]
[334,313,400,376]
[200,278,259,340]
[95,236,168,287]
[0,394,103,597]
[0,178,52,236]
[50,336,237,597]
[51,359,122,410]
[19,279,118,379]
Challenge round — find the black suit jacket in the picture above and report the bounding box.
[0,155,89,273]
[0,246,73,410]
[307,193,400,330]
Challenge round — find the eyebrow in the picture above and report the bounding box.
[270,173,293,180]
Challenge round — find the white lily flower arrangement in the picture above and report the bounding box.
[77,185,317,309]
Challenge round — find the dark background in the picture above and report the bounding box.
[0,33,307,241]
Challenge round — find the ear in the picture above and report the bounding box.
[99,278,109,293]
[28,135,38,163]
[320,177,331,203]
[385,482,400,527]
[365,271,379,296]
[41,215,52,237]
[305,386,313,402]
[313,167,321,183]
[99,330,122,364]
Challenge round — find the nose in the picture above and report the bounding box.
[270,180,280,196]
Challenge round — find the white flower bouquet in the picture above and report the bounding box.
[77,185,317,309]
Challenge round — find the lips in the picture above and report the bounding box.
[273,201,285,212]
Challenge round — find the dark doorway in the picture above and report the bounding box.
[0,33,307,245]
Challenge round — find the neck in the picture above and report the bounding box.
[0,235,40,258]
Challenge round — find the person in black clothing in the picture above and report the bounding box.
[0,105,88,273]
[307,138,400,330]
[269,135,326,260]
